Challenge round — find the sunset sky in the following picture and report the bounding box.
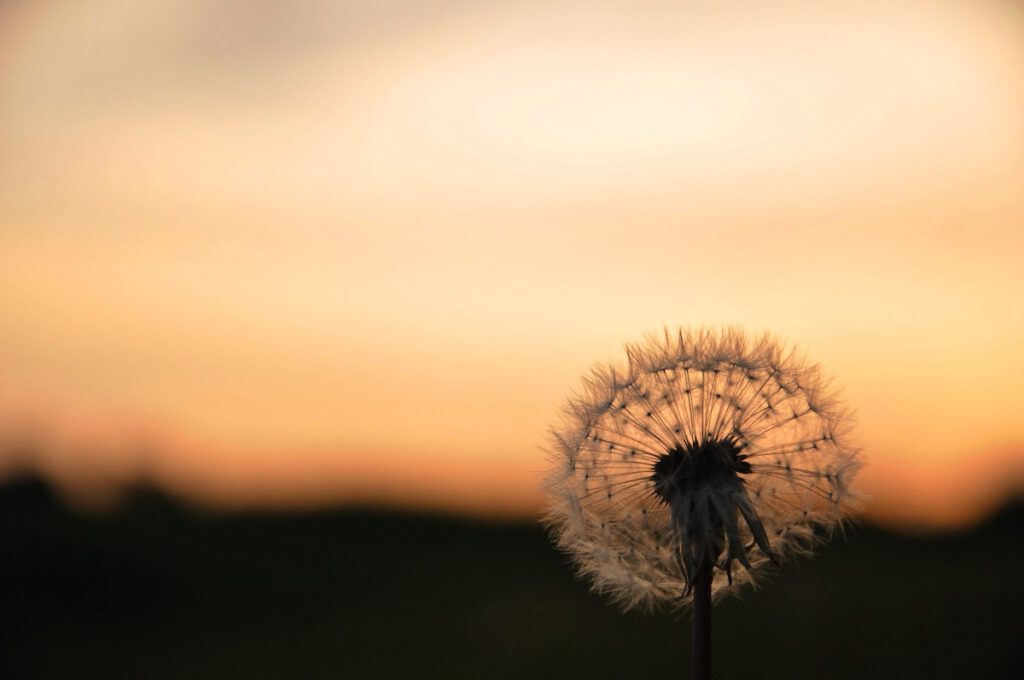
[1,0,1022,530]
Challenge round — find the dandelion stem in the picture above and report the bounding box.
[691,556,712,680]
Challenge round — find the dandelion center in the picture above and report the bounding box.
[651,436,751,506]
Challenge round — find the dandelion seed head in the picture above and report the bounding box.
[543,327,862,610]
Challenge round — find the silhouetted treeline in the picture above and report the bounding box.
[0,475,1021,679]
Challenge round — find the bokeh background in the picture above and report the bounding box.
[1,1,1022,678]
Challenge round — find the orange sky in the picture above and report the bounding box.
[1,0,1022,530]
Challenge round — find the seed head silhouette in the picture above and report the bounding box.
[543,327,862,613]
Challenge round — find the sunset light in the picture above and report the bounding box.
[1,0,1022,531]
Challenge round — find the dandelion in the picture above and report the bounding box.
[543,327,862,679]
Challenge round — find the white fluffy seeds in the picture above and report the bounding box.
[543,327,862,610]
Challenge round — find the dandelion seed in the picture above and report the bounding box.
[542,327,862,679]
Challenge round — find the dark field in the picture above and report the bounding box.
[1,478,1020,679]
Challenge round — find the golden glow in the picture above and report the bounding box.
[1,0,1022,529]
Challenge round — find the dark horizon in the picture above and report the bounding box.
[2,473,1021,679]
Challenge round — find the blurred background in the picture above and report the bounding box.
[1,1,1022,677]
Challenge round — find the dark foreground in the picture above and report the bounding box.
[1,478,1021,679]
